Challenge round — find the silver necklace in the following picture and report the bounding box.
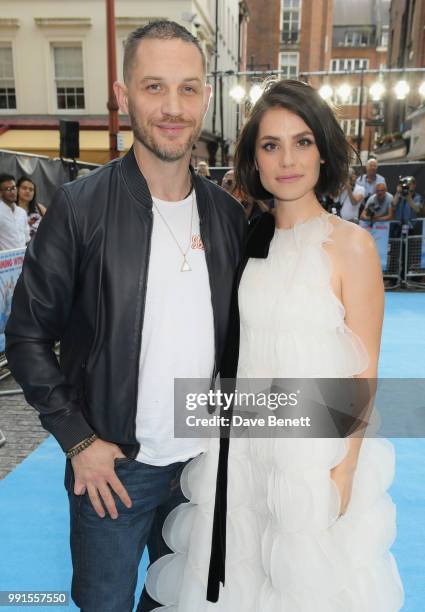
[152,189,195,272]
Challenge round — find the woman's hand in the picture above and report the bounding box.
[330,462,356,517]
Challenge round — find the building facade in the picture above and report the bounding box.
[245,0,280,70]
[386,0,425,161]
[245,0,333,80]
[329,0,390,160]
[0,0,241,164]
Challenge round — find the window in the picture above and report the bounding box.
[334,86,367,106]
[330,58,369,72]
[0,45,16,110]
[279,52,299,78]
[380,30,389,48]
[344,31,372,47]
[282,0,301,43]
[340,119,366,138]
[53,45,85,110]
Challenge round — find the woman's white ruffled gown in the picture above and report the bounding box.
[146,213,404,611]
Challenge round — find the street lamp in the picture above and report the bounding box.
[249,84,263,104]
[394,80,410,100]
[229,84,246,104]
[369,81,386,101]
[319,84,333,100]
[336,83,352,103]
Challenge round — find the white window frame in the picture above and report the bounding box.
[281,0,302,43]
[334,85,368,106]
[344,30,371,47]
[279,51,299,78]
[50,41,86,114]
[330,58,369,72]
[0,42,17,112]
[340,118,366,137]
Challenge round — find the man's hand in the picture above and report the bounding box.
[71,438,132,519]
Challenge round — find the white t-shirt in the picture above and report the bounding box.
[135,191,215,466]
[0,200,30,250]
[340,184,365,221]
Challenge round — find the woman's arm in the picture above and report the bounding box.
[331,225,384,512]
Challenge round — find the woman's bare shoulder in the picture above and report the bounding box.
[327,215,376,258]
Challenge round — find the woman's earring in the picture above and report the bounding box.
[320,159,325,164]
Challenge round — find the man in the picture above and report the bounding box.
[391,176,423,224]
[338,169,365,222]
[0,174,30,250]
[6,21,245,612]
[360,182,394,223]
[221,168,236,193]
[356,158,386,200]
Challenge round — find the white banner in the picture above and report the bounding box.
[0,248,25,353]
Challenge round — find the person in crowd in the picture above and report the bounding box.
[196,160,212,179]
[360,182,394,223]
[391,176,424,224]
[338,168,365,222]
[0,174,30,250]
[16,176,46,238]
[145,78,404,612]
[5,20,245,612]
[221,168,236,193]
[356,158,386,200]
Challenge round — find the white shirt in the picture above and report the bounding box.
[340,184,365,221]
[356,173,386,200]
[135,191,215,466]
[0,199,30,250]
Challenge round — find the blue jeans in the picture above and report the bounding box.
[66,456,190,612]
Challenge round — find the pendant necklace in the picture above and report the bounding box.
[152,181,194,272]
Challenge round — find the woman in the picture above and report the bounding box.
[16,177,46,237]
[146,80,404,611]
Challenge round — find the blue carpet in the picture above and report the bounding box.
[0,292,424,611]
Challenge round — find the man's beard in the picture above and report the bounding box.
[128,102,202,162]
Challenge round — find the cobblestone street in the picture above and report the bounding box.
[0,373,48,479]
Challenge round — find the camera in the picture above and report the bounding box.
[399,176,414,197]
[365,200,381,217]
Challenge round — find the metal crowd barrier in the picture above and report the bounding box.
[383,221,403,289]
[405,218,425,289]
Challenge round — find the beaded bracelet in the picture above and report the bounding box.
[66,433,98,458]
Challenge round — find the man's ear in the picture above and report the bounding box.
[113,81,129,114]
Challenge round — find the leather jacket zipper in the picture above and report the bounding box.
[131,209,153,444]
[199,214,219,403]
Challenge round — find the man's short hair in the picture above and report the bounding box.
[123,20,206,84]
[0,173,15,187]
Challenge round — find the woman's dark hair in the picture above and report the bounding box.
[235,79,351,201]
[17,176,38,215]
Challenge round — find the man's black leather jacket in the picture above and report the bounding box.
[5,148,246,456]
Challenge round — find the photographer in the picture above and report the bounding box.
[391,176,423,224]
[338,169,365,222]
[360,182,394,224]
